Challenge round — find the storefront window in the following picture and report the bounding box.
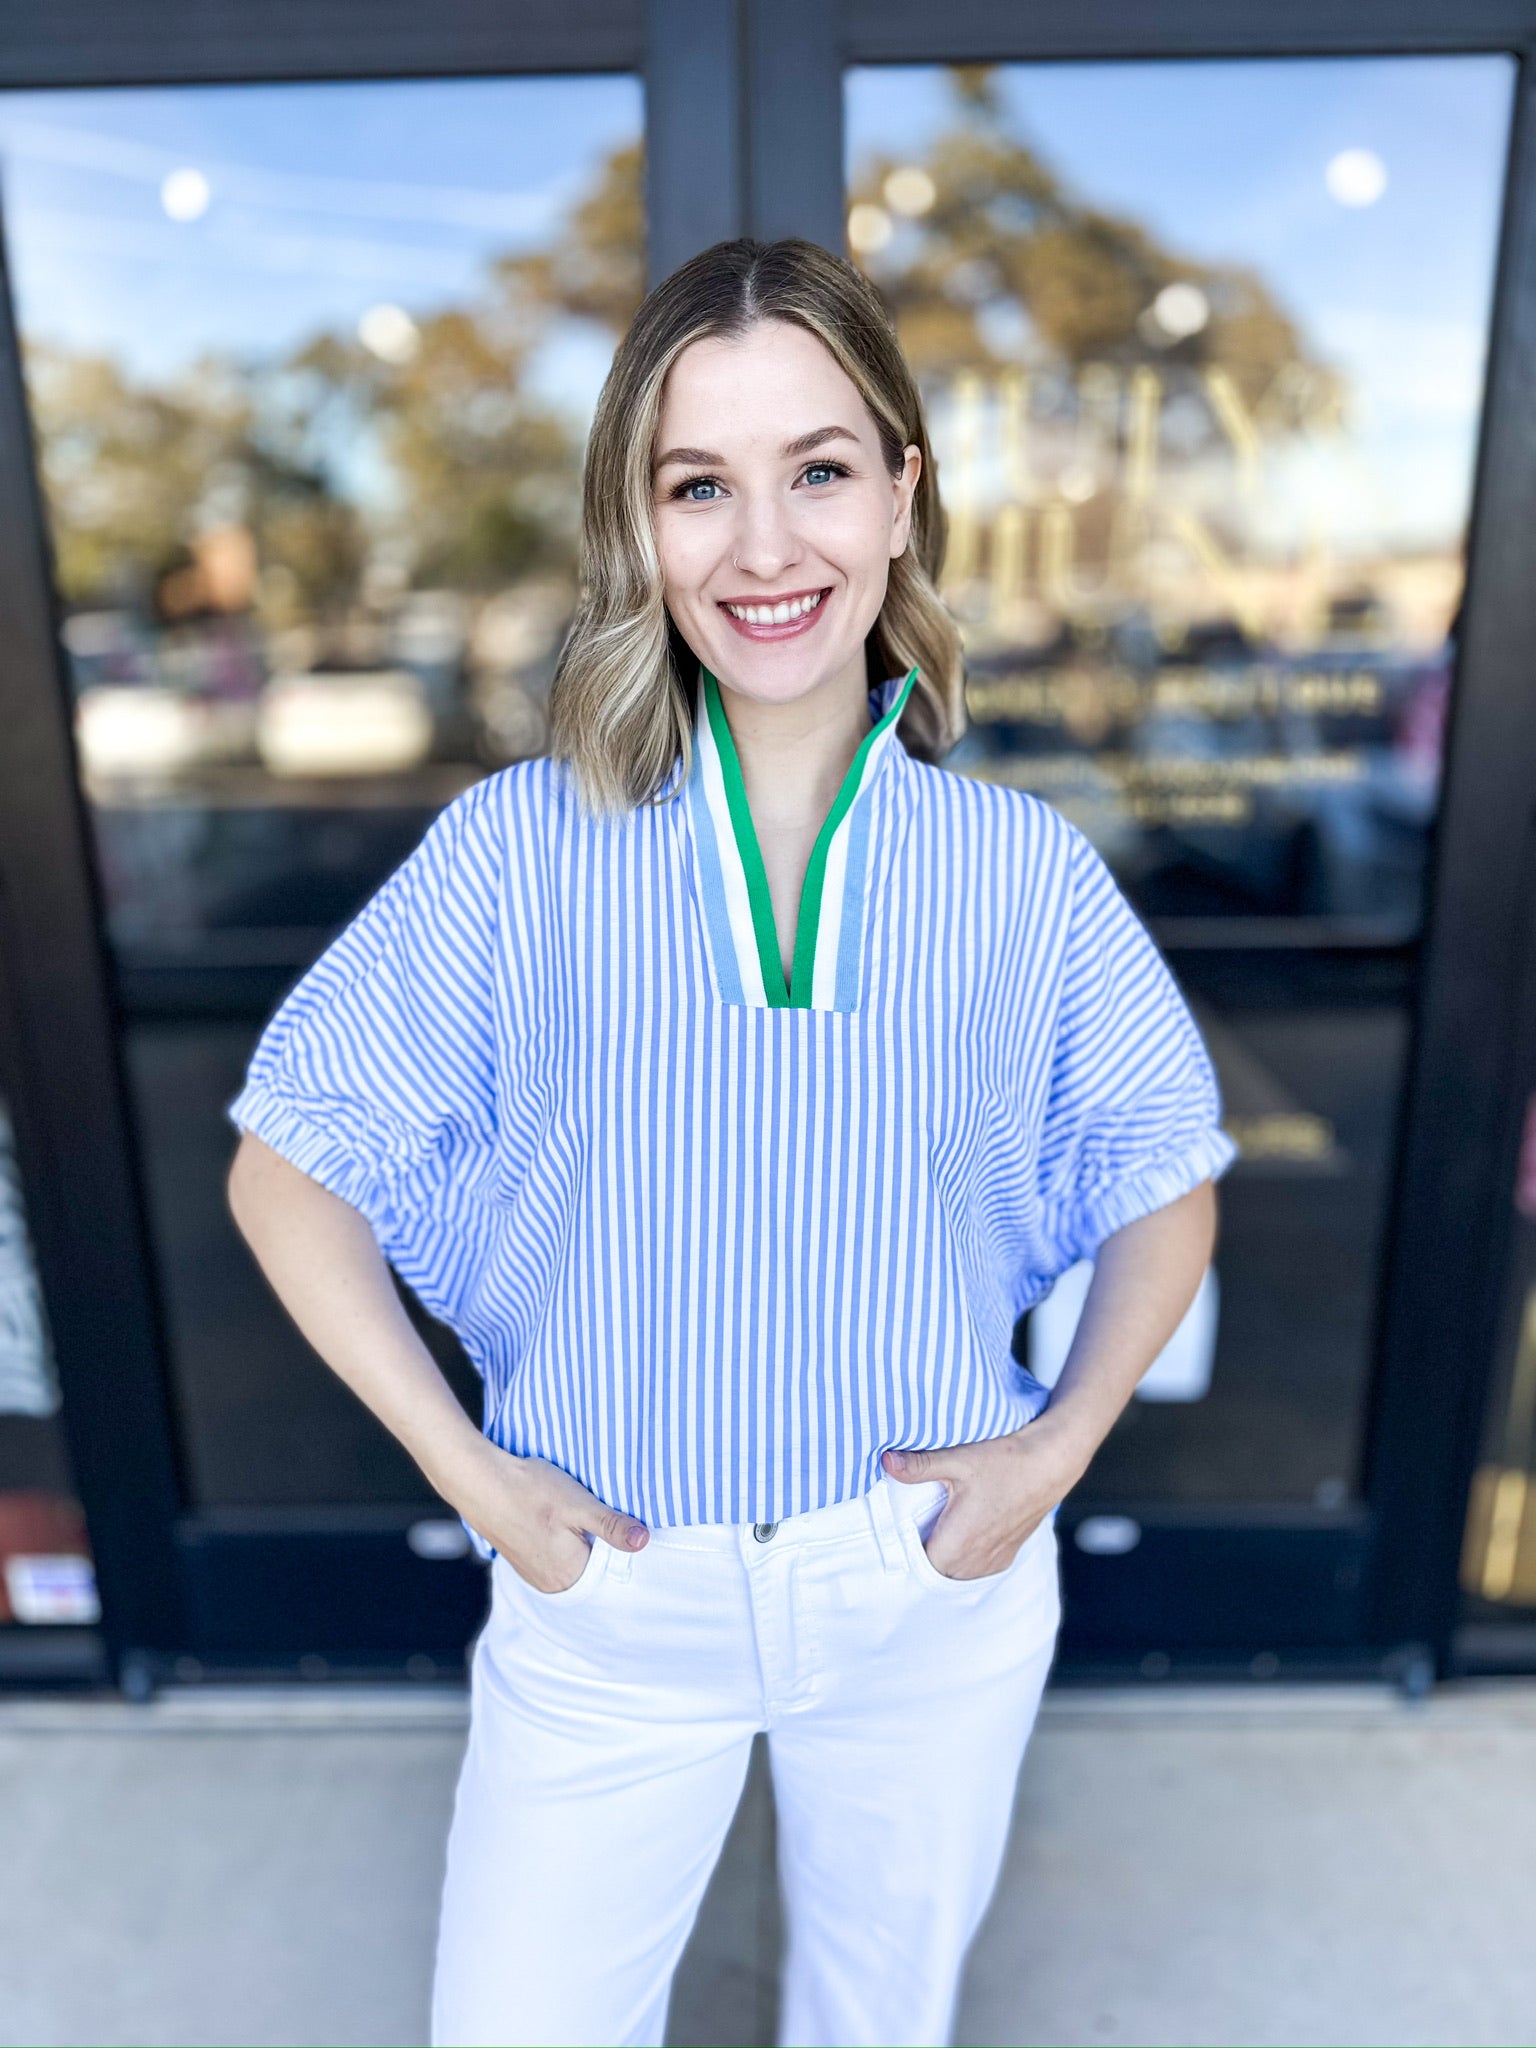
[848,57,1513,1504]
[0,76,643,1507]
[2,77,641,971]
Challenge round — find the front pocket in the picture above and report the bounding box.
[904,1515,1012,1594]
[899,1483,1038,1596]
[499,1533,610,1606]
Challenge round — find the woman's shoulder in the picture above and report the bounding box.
[903,758,1133,941]
[431,754,582,851]
[905,755,1085,868]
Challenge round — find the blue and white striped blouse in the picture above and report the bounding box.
[227,670,1237,1543]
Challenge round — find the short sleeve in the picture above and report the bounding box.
[225,777,505,1322]
[1035,824,1237,1270]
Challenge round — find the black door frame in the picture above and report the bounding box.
[1,0,1534,1684]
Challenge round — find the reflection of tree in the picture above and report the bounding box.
[850,66,1339,429]
[26,341,370,616]
[26,345,247,604]
[284,312,576,594]
[496,139,645,338]
[24,135,645,617]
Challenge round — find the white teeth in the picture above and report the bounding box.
[725,591,825,624]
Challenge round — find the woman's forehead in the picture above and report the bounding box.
[656,324,872,452]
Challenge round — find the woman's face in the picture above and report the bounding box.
[652,319,920,712]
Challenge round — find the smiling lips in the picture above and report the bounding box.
[719,587,830,640]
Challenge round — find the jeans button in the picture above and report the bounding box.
[753,1521,779,1542]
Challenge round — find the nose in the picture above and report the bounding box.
[729,486,802,583]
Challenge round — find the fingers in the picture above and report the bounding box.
[571,1489,648,1551]
[883,1445,961,1483]
[534,1460,649,1551]
[591,1505,650,1552]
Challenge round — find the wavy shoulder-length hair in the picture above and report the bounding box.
[548,237,965,815]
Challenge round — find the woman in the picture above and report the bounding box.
[226,238,1235,2048]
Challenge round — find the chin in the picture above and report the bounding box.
[709,653,855,709]
[696,616,872,706]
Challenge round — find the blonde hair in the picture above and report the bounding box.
[548,237,965,814]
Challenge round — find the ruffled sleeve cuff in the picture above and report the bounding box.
[226,1078,401,1239]
[1058,1123,1238,1265]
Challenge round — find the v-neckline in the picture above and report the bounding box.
[688,665,918,1010]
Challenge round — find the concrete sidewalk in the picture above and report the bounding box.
[0,1681,1533,2047]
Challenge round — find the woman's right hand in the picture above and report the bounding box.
[443,1435,650,1592]
[225,1137,647,1593]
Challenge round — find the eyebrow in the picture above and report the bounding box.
[653,424,862,471]
[782,424,860,458]
[654,445,725,469]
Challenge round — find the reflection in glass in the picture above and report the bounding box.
[847,58,1509,938]
[849,58,1514,1510]
[1,77,643,973]
[0,78,644,1508]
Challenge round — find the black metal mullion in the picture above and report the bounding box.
[643,0,746,285]
[742,0,844,251]
[842,0,1536,63]
[0,0,644,88]
[0,217,185,1669]
[1364,49,1536,1661]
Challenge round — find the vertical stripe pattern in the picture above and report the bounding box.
[227,691,1236,1541]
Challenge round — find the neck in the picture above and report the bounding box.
[712,656,872,832]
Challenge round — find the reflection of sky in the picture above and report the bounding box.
[847,56,1514,554]
[0,77,641,416]
[0,61,1512,555]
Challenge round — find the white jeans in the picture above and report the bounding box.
[430,1474,1061,2048]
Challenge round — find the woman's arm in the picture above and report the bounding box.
[226,1132,650,1588]
[882,1178,1217,1578]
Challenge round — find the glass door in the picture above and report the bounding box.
[3,5,1530,1682]
[841,52,1516,1667]
[0,69,644,1674]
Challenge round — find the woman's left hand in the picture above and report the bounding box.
[882,1187,1220,1579]
[881,1416,1090,1581]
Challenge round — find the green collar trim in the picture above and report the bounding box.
[698,665,919,1007]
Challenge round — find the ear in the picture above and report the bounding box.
[890,444,922,558]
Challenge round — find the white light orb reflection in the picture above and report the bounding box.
[1151,281,1210,340]
[883,166,936,218]
[358,303,422,364]
[160,168,211,221]
[1326,148,1388,207]
[847,202,893,254]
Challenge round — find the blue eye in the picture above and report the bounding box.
[801,461,849,487]
[685,479,719,501]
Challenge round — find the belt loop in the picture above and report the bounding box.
[867,1473,906,1575]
